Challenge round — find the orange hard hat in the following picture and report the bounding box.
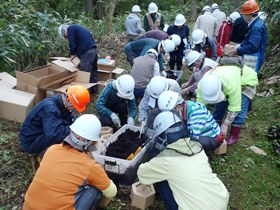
[67,85,90,112]
[241,0,259,15]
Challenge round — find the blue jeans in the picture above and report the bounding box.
[155,181,178,210]
[213,94,251,126]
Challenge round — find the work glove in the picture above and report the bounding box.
[110,113,121,127]
[183,38,188,46]
[161,70,167,78]
[127,117,135,126]
[221,124,228,137]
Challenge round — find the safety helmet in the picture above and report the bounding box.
[199,74,225,104]
[116,74,135,100]
[170,34,181,47]
[191,29,205,44]
[132,5,141,12]
[161,39,176,53]
[211,3,219,10]
[174,14,186,26]
[230,12,241,22]
[147,76,168,99]
[70,114,101,142]
[258,12,267,21]
[153,111,181,137]
[158,91,180,111]
[67,85,90,112]
[241,0,259,15]
[202,6,211,13]
[186,50,201,66]
[146,48,158,59]
[57,24,69,38]
[148,2,158,13]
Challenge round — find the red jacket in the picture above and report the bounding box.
[217,21,232,48]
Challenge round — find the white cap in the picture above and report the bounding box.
[132,5,141,12]
[148,2,158,13]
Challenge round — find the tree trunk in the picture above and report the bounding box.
[191,0,197,22]
[85,0,93,15]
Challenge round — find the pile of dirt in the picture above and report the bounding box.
[106,129,147,159]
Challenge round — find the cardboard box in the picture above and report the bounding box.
[0,72,17,88]
[44,71,97,97]
[98,58,116,71]
[16,81,44,104]
[131,182,155,210]
[16,64,71,87]
[92,125,154,185]
[51,60,79,73]
[214,140,227,155]
[0,88,35,122]
[223,43,237,56]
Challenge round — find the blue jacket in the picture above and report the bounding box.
[96,83,136,118]
[125,38,165,70]
[19,95,75,154]
[67,24,96,58]
[237,17,268,71]
[167,24,189,50]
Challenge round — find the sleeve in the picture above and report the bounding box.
[153,62,161,76]
[210,38,218,60]
[237,26,263,55]
[95,86,113,117]
[144,15,150,31]
[88,162,111,191]
[137,156,169,185]
[42,112,70,143]
[136,18,143,34]
[187,110,207,138]
[138,91,150,123]
[158,54,165,70]
[128,98,136,119]
[216,25,222,44]
[67,27,77,56]
[159,15,165,31]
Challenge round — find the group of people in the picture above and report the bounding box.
[20,1,268,209]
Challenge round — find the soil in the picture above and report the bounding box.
[105,129,148,159]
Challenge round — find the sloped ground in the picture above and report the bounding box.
[0,35,279,209]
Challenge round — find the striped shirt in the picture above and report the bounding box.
[185,101,220,139]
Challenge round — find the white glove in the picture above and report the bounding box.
[183,38,187,46]
[127,117,135,125]
[221,124,228,136]
[110,113,121,127]
[161,70,167,77]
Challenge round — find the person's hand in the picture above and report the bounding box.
[127,117,135,125]
[110,113,121,127]
[181,87,190,96]
[221,124,228,136]
[181,82,188,89]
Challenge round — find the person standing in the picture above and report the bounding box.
[125,5,144,42]
[193,5,217,38]
[217,12,241,48]
[143,2,164,31]
[230,0,268,73]
[23,114,117,210]
[137,111,229,210]
[211,3,226,36]
[131,49,160,98]
[19,85,90,157]
[95,74,136,128]
[167,14,190,70]
[58,24,99,93]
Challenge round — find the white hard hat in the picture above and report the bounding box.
[211,3,219,9]
[230,12,241,22]
[170,34,181,47]
[186,50,201,66]
[116,74,135,100]
[153,111,181,136]
[202,6,211,13]
[146,48,158,58]
[70,114,101,141]
[200,74,225,104]
[258,12,267,21]
[147,76,168,99]
[57,24,69,38]
[148,2,158,13]
[174,14,186,26]
[158,90,183,111]
[132,5,141,12]
[192,29,205,44]
[161,39,176,53]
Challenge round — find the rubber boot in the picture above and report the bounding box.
[226,125,242,146]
